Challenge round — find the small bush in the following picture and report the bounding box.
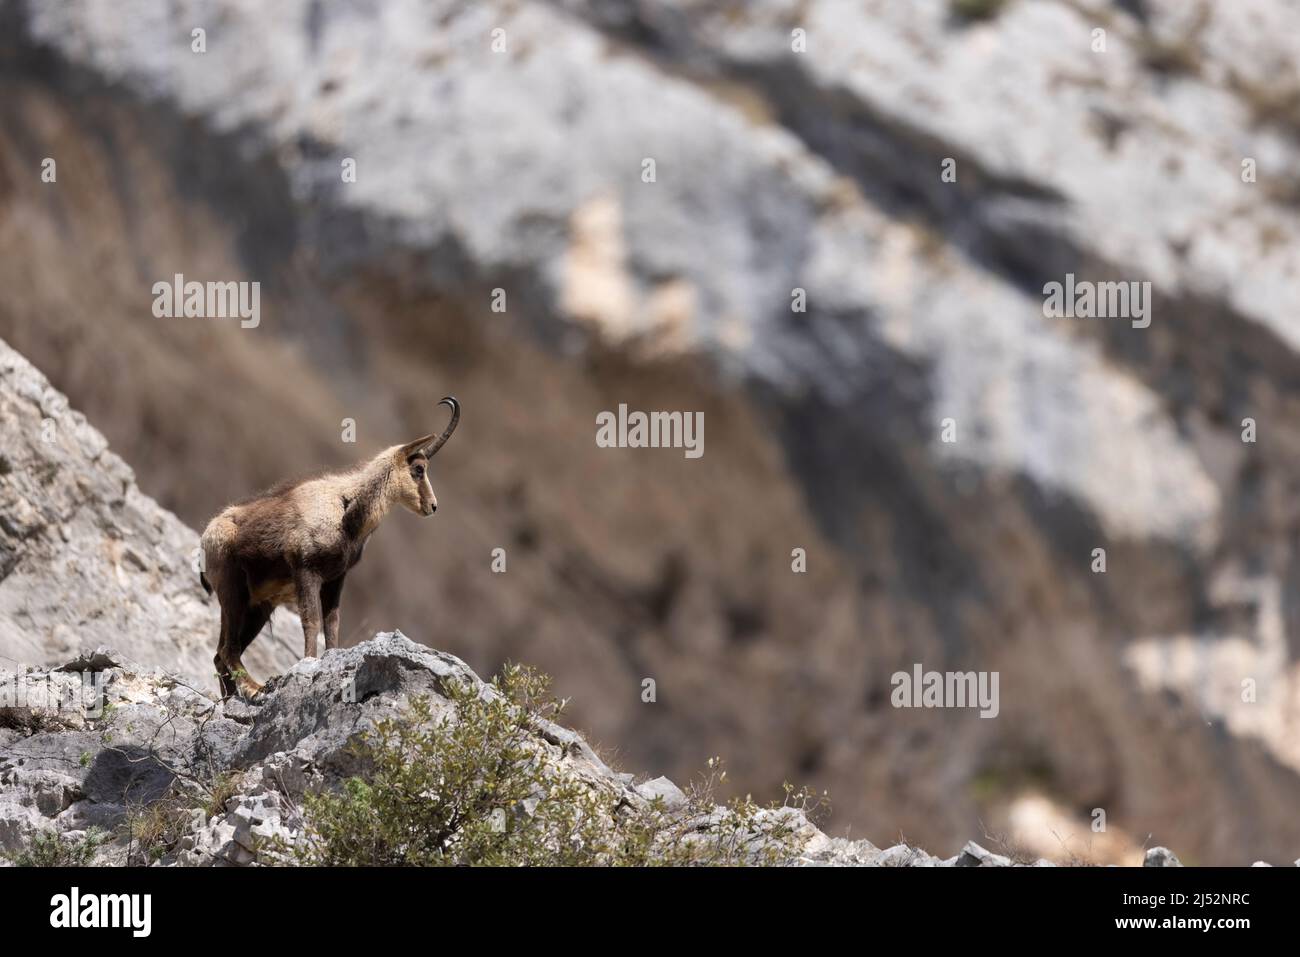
[289,664,822,866]
[8,828,106,866]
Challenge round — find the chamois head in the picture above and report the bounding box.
[393,396,461,517]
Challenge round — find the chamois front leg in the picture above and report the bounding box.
[321,575,345,652]
[295,570,324,659]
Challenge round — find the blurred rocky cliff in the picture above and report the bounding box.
[2,0,1300,863]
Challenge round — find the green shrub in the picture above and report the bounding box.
[8,828,106,866]
[289,664,822,866]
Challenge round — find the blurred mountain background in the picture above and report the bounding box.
[3,0,1300,864]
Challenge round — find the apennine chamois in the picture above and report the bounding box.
[200,397,460,698]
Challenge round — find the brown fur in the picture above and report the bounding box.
[201,397,459,697]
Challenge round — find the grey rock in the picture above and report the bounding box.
[1144,847,1183,867]
[0,339,300,694]
[635,775,688,809]
[873,844,936,867]
[795,836,882,867]
[956,841,1015,868]
[0,804,46,853]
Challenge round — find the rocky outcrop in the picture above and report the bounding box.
[0,630,1187,867]
[1144,847,1182,868]
[0,634,803,865]
[0,337,299,691]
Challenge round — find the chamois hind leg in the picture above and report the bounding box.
[214,576,261,699]
[295,571,324,659]
[229,602,272,697]
[321,576,345,652]
[214,603,237,699]
[225,602,261,699]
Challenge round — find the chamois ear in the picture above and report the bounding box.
[399,434,437,463]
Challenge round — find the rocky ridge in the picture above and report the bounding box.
[0,631,1208,867]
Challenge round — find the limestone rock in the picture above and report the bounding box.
[0,339,300,694]
[1144,847,1183,867]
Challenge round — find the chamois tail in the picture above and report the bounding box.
[198,517,229,598]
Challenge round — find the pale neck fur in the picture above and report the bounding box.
[337,449,400,540]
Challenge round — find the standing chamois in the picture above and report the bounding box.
[200,397,460,698]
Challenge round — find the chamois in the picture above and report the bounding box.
[200,397,460,698]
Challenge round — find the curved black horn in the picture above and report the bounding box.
[423,396,460,456]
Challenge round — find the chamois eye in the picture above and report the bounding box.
[413,465,425,479]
